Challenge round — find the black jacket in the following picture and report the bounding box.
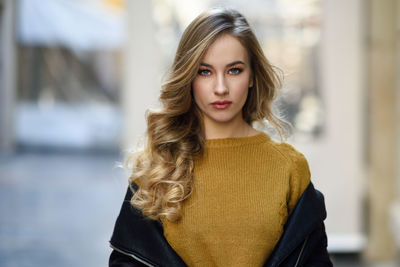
[109,182,333,267]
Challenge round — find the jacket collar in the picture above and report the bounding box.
[264,182,327,266]
[109,183,186,267]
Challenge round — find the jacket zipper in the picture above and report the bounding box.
[294,235,309,267]
[110,243,155,267]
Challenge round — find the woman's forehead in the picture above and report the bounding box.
[201,34,250,66]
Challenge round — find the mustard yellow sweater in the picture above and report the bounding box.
[161,132,310,266]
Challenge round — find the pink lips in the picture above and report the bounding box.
[211,100,232,109]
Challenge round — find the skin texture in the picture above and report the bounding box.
[192,34,258,139]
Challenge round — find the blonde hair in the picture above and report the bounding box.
[128,7,289,222]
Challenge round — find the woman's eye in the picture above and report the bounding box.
[229,68,242,75]
[198,69,211,76]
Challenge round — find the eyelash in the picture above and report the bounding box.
[229,68,242,75]
[197,67,243,76]
[198,69,211,76]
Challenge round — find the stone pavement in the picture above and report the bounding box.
[0,151,128,267]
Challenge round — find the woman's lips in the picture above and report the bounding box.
[211,101,232,109]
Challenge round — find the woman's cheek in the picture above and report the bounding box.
[192,80,208,108]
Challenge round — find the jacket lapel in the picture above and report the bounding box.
[109,184,187,267]
[264,182,327,267]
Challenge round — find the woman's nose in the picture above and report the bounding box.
[214,74,229,95]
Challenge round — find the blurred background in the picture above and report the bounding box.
[0,0,399,266]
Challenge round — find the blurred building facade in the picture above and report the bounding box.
[1,0,125,152]
[365,0,399,261]
[0,0,17,153]
[0,0,399,264]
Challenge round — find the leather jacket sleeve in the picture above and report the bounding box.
[109,249,148,267]
[264,183,333,267]
[108,185,151,267]
[108,184,187,267]
[302,223,333,267]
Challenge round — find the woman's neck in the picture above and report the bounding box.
[203,117,259,140]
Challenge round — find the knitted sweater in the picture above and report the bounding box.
[161,132,311,266]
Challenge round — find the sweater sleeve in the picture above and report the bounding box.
[284,144,311,214]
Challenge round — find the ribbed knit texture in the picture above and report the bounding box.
[161,132,311,266]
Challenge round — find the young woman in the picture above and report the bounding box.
[109,8,332,267]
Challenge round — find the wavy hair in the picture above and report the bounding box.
[128,7,290,222]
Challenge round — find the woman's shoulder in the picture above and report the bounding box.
[263,136,309,168]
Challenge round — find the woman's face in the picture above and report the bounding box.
[192,34,253,128]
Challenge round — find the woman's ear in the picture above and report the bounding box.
[248,65,254,88]
[249,75,254,88]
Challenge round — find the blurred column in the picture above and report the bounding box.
[121,0,160,150]
[0,0,17,153]
[365,0,398,261]
[319,0,365,253]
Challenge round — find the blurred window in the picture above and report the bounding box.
[16,0,126,150]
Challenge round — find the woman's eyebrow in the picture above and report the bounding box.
[227,60,245,67]
[200,61,246,68]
